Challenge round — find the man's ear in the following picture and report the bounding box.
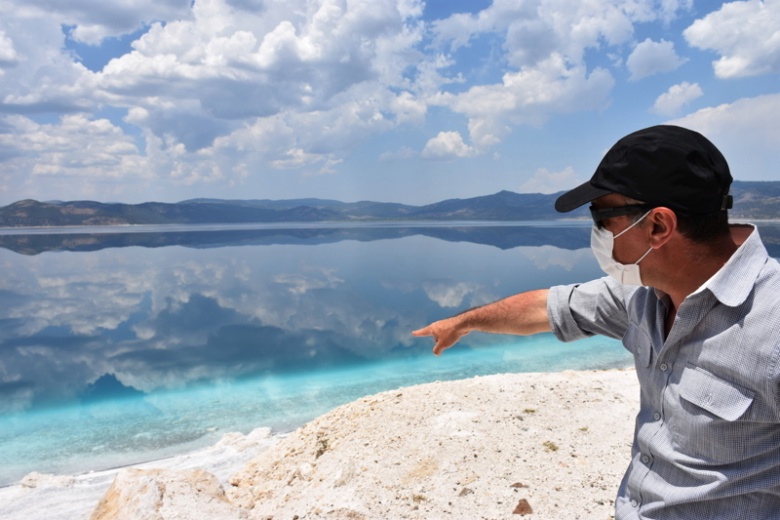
[647,207,676,248]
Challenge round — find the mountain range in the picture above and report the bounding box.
[1,180,779,227]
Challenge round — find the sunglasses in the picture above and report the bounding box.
[589,203,655,228]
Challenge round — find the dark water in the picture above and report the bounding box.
[0,220,776,485]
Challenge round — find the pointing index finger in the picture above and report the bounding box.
[412,327,432,337]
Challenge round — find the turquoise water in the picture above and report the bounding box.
[0,332,630,486]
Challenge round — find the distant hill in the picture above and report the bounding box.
[729,181,780,219]
[0,180,778,227]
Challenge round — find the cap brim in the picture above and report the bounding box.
[554,181,611,213]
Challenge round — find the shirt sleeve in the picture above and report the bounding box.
[546,276,637,342]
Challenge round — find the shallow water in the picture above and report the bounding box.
[0,333,630,485]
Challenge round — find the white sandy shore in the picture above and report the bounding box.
[0,369,639,520]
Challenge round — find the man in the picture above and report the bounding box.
[413,125,780,519]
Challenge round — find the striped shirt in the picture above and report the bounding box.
[547,224,780,519]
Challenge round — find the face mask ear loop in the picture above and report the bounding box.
[634,246,654,265]
[613,210,652,239]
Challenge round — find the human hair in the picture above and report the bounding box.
[622,195,730,244]
[674,209,730,243]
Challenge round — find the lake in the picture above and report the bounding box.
[1,221,777,486]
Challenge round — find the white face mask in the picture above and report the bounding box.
[591,210,654,286]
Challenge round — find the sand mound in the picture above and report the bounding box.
[225,369,637,519]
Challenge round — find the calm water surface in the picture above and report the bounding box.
[1,221,777,486]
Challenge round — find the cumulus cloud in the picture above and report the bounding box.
[34,115,142,173]
[432,56,615,154]
[0,113,150,199]
[519,166,582,194]
[432,0,649,66]
[658,0,694,24]
[97,0,426,113]
[0,0,439,200]
[26,0,193,44]
[652,81,702,116]
[626,38,686,80]
[421,131,476,160]
[273,268,344,295]
[422,281,479,308]
[0,14,96,114]
[666,93,780,182]
[684,0,780,78]
[425,0,694,153]
[271,149,343,175]
[0,30,18,66]
[87,0,433,169]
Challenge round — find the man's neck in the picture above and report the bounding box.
[660,226,747,311]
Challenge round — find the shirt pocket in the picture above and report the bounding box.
[670,364,755,462]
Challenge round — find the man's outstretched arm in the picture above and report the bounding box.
[412,289,551,356]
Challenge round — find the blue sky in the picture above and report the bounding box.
[0,0,778,206]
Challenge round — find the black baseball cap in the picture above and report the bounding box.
[555,125,733,214]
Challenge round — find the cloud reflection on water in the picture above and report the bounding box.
[11,221,776,416]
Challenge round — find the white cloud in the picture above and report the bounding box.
[0,13,96,114]
[432,2,539,54]
[658,0,694,24]
[92,0,431,151]
[519,166,582,194]
[666,93,780,182]
[427,0,693,152]
[432,0,692,67]
[271,148,342,175]
[433,0,645,66]
[0,0,437,199]
[273,268,344,295]
[27,0,193,45]
[98,0,426,106]
[626,38,686,80]
[0,30,18,65]
[0,114,144,175]
[422,281,478,308]
[684,0,780,78]
[0,113,150,199]
[421,131,476,160]
[434,55,615,152]
[652,81,702,116]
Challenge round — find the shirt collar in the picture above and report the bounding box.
[694,224,767,307]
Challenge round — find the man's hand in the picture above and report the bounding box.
[412,289,551,356]
[412,317,468,356]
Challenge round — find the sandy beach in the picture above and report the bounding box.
[0,368,639,520]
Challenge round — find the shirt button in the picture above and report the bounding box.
[641,454,650,464]
[659,363,669,371]
[653,412,661,421]
[631,499,639,508]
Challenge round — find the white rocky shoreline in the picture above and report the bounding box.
[0,369,639,520]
